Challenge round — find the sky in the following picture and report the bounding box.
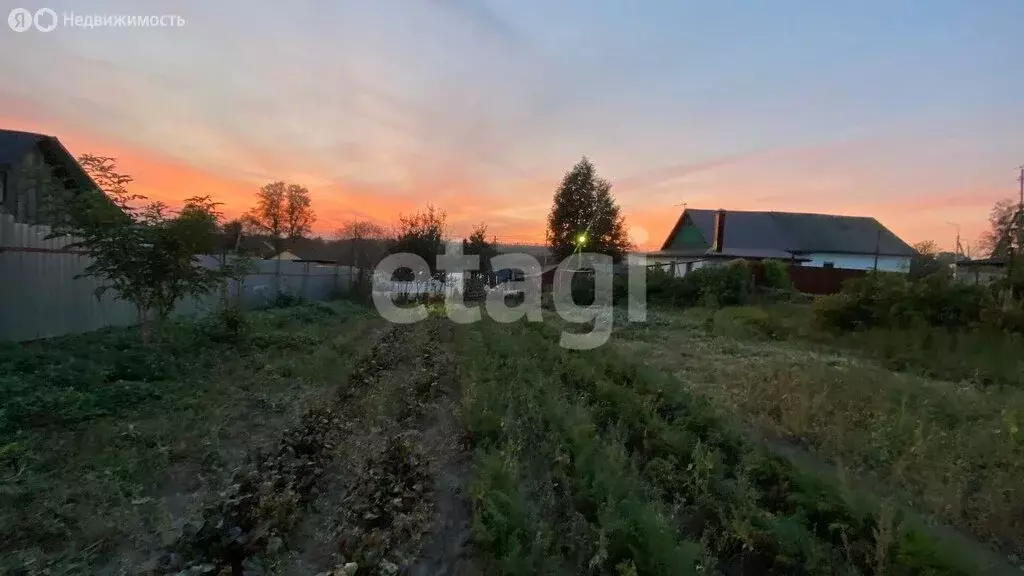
[1,0,1022,251]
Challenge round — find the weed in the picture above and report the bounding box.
[0,301,380,574]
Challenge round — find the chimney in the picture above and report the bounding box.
[712,209,726,253]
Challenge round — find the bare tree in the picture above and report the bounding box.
[336,219,389,292]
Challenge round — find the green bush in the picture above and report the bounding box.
[645,268,700,307]
[761,259,792,290]
[813,271,999,332]
[646,260,754,309]
[697,259,754,307]
[567,271,629,306]
[204,305,249,343]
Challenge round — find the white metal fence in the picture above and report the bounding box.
[0,214,355,342]
[371,275,464,299]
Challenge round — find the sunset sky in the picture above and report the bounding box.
[2,0,1022,251]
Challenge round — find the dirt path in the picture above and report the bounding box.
[281,318,473,576]
[145,318,472,576]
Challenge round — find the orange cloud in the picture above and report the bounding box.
[0,104,1004,254]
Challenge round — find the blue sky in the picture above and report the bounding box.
[1,0,1021,248]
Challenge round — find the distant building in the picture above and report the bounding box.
[642,208,915,275]
[955,257,1007,285]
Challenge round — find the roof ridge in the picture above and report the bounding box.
[685,207,876,220]
[0,128,53,139]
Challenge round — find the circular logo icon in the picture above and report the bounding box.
[33,8,57,32]
[8,7,32,32]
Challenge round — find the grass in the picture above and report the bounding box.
[614,303,1024,566]
[4,292,1018,575]
[0,301,382,574]
[457,316,979,575]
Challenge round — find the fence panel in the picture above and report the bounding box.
[0,214,354,342]
[786,265,867,295]
[747,259,869,295]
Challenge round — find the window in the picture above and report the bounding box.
[823,261,835,269]
[0,171,6,203]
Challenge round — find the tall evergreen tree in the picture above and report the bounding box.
[546,157,632,262]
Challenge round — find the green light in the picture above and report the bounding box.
[577,233,588,245]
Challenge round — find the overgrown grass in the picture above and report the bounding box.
[458,320,698,575]
[620,304,1024,564]
[0,301,381,574]
[708,303,1024,388]
[458,317,979,575]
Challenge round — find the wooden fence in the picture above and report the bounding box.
[0,214,355,342]
[787,265,867,295]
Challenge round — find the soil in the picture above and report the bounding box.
[145,319,474,576]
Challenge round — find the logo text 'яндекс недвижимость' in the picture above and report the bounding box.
[8,8,185,32]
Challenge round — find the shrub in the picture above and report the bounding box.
[813,273,909,330]
[645,261,754,309]
[567,270,627,307]
[272,291,305,309]
[761,259,792,290]
[814,271,1000,332]
[464,274,487,303]
[204,305,249,343]
[645,268,700,307]
[570,271,596,306]
[693,260,754,308]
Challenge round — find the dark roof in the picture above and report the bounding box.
[662,209,915,257]
[956,257,1007,268]
[0,129,47,167]
[495,243,553,262]
[701,248,811,260]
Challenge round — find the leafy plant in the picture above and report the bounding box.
[48,156,231,343]
[389,205,447,281]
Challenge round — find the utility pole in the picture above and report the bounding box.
[1017,166,1023,245]
[946,221,961,278]
[1012,166,1024,294]
[872,227,881,273]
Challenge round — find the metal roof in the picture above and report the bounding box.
[663,208,915,257]
[0,129,47,166]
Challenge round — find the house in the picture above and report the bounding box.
[495,243,555,267]
[0,129,102,226]
[955,257,1007,285]
[271,237,392,267]
[644,208,915,276]
[270,248,339,265]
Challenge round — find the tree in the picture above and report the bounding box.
[909,240,946,280]
[214,218,255,310]
[546,157,632,263]
[462,223,498,275]
[245,181,316,292]
[49,156,228,343]
[221,218,245,254]
[245,181,316,256]
[980,198,1024,259]
[336,219,390,292]
[389,205,447,281]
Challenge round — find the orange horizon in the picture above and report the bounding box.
[0,114,1005,254]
